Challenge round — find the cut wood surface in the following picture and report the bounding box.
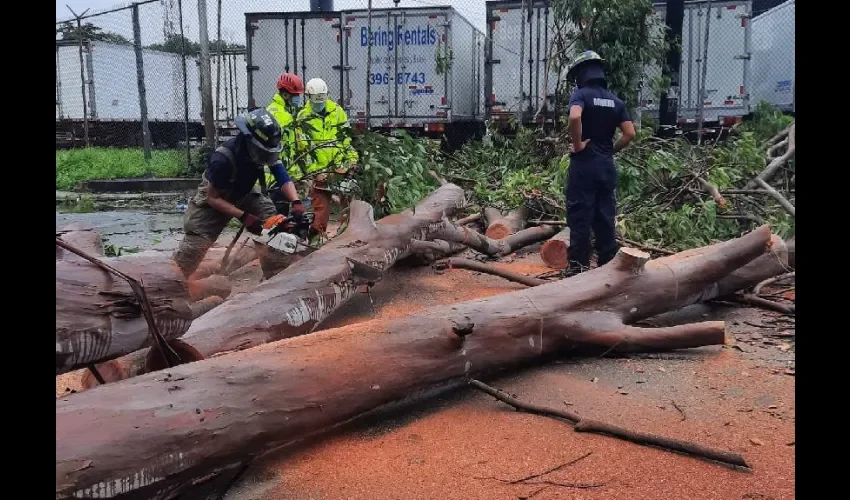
[484,206,530,240]
[56,226,772,499]
[540,227,571,269]
[56,252,194,375]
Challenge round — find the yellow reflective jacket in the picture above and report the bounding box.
[265,93,302,184]
[296,99,359,175]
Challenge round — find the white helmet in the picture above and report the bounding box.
[305,78,329,105]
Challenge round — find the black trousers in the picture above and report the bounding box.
[565,157,619,269]
[268,185,291,216]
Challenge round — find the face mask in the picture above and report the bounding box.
[312,100,326,113]
[290,95,302,107]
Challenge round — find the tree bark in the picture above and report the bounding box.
[432,221,558,257]
[745,122,795,189]
[55,226,773,499]
[540,227,571,269]
[485,206,530,240]
[164,184,466,362]
[435,257,547,287]
[56,253,195,375]
[56,223,104,261]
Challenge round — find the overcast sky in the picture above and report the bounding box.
[56,0,488,45]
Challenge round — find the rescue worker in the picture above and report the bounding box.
[173,108,304,279]
[298,77,359,238]
[563,50,636,276]
[265,72,305,215]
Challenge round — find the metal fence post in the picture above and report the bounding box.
[67,6,91,147]
[178,0,191,172]
[215,0,222,123]
[696,0,713,144]
[366,0,372,127]
[132,3,152,160]
[197,0,216,147]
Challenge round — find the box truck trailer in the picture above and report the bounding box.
[639,0,753,127]
[484,0,574,126]
[245,6,485,142]
[750,0,794,113]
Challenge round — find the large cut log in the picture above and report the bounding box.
[164,184,465,360]
[56,253,195,375]
[484,206,530,239]
[540,227,571,269]
[55,226,772,499]
[56,223,104,261]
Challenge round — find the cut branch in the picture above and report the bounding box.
[432,221,558,257]
[56,223,104,261]
[435,258,546,287]
[56,227,772,498]
[540,227,570,269]
[754,178,795,217]
[697,177,727,208]
[746,122,795,189]
[469,379,747,469]
[485,206,530,240]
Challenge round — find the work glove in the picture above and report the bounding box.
[240,212,264,235]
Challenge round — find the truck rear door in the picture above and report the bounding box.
[345,11,395,124]
[246,13,343,110]
[395,10,448,125]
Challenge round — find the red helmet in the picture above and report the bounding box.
[276,73,304,95]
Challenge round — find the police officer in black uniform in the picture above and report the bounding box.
[563,50,636,276]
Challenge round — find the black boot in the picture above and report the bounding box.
[561,261,590,278]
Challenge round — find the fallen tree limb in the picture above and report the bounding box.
[540,228,570,269]
[739,294,795,315]
[408,239,467,264]
[456,213,482,226]
[754,178,795,217]
[485,206,530,240]
[696,177,727,208]
[469,379,748,469]
[56,249,194,375]
[432,221,558,257]
[746,122,795,189]
[753,271,795,296]
[56,227,772,498]
[435,258,546,287]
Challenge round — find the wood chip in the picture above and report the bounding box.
[658,367,666,373]
[749,437,764,446]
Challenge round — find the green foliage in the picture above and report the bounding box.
[741,101,794,143]
[552,0,669,109]
[345,130,444,218]
[146,34,244,56]
[56,148,185,190]
[57,21,130,45]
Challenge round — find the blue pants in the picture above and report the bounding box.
[565,158,619,269]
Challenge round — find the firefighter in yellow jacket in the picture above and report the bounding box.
[298,77,359,237]
[265,72,305,215]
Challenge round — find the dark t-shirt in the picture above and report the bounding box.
[206,136,291,201]
[568,86,631,162]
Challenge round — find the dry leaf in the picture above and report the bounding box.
[749,437,764,446]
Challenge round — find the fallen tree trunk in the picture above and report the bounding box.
[485,206,530,240]
[540,227,571,269]
[56,223,104,261]
[56,226,772,499]
[162,183,465,362]
[56,252,195,375]
[432,221,558,257]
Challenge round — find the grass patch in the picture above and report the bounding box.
[56,148,185,191]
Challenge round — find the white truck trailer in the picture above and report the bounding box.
[245,6,485,143]
[639,0,754,127]
[484,0,570,126]
[750,0,794,113]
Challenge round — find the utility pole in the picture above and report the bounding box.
[197,0,216,147]
[658,0,684,137]
[132,3,152,160]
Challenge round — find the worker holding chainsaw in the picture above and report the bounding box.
[173,108,304,279]
[265,72,306,215]
[296,77,360,239]
[562,50,635,277]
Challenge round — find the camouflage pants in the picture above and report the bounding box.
[172,192,292,279]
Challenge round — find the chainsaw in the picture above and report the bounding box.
[247,211,315,255]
